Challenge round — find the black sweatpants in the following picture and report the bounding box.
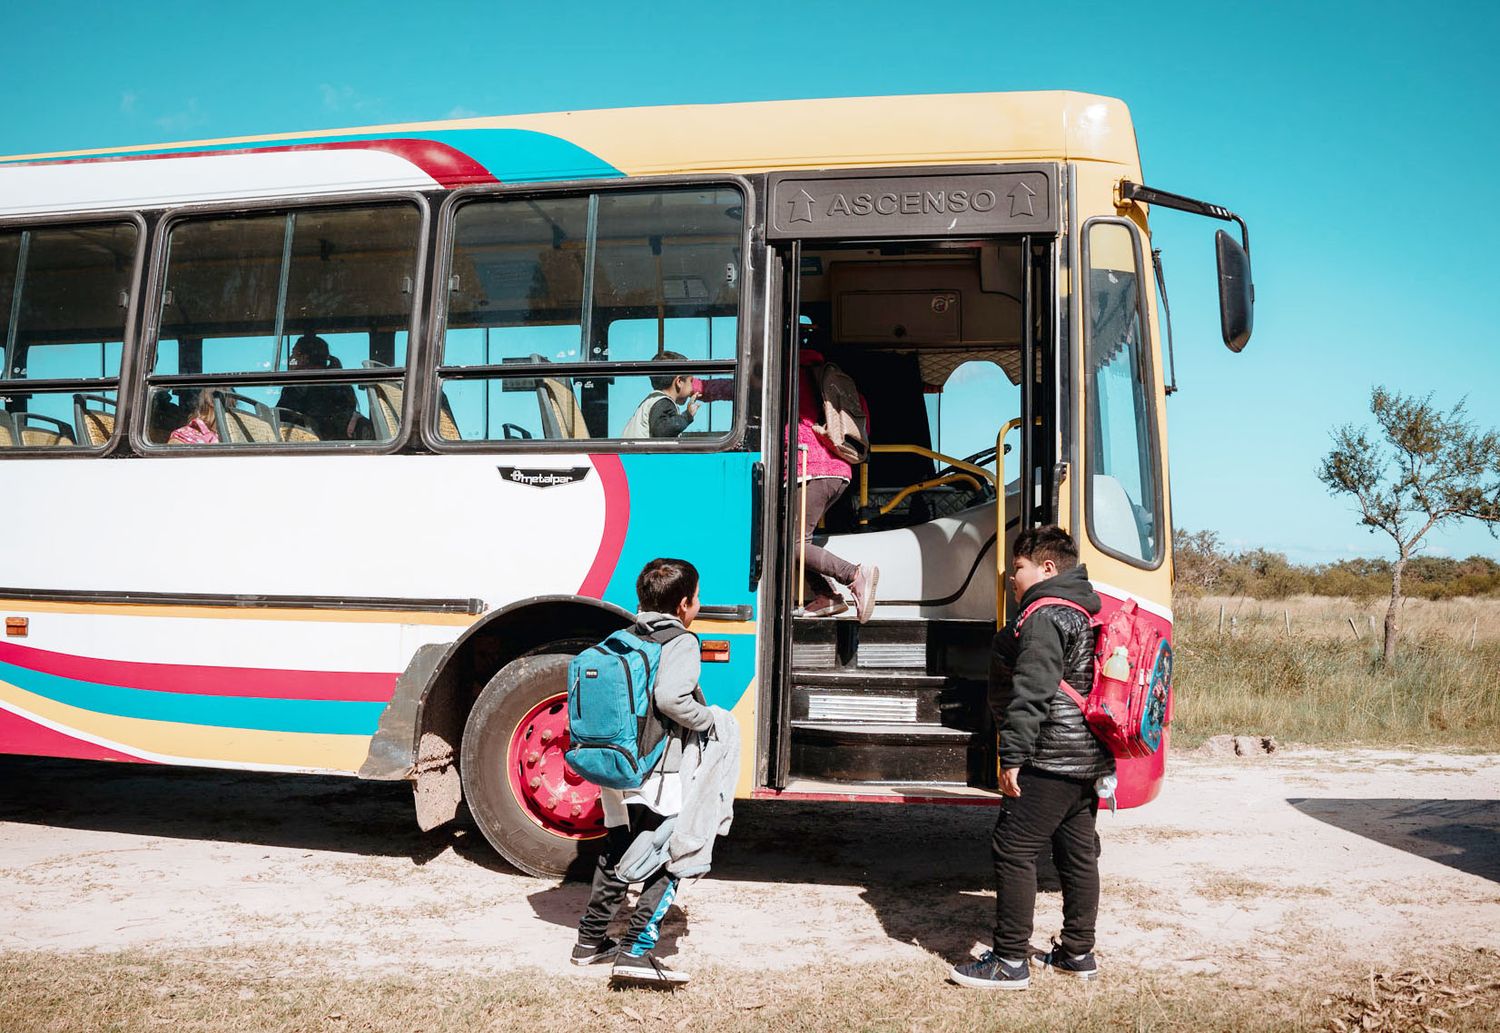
[577,805,681,957]
[992,766,1100,960]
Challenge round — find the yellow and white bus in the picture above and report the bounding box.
[0,92,1252,876]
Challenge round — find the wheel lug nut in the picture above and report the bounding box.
[526,752,540,766]
[571,804,581,817]
[540,729,554,743]
[529,776,541,789]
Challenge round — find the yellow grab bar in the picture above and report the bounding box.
[996,417,1024,626]
[875,473,984,517]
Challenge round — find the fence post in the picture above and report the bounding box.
[1347,616,1360,640]
[1284,609,1291,636]
[1218,605,1225,638]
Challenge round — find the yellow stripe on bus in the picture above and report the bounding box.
[0,678,372,772]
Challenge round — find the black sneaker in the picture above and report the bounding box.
[948,951,1029,990]
[611,951,690,987]
[570,937,619,966]
[1038,944,1099,980]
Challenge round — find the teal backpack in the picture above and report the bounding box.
[565,620,692,789]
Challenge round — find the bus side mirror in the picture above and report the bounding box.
[1216,229,1253,352]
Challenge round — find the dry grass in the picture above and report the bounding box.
[1173,597,1500,748]
[4,948,1498,1033]
[1191,595,1500,644]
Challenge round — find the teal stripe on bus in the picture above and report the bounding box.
[0,658,385,736]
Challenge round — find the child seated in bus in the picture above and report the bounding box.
[949,526,1112,990]
[572,557,713,987]
[619,351,733,438]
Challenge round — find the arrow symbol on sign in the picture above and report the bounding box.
[788,189,817,224]
[1008,182,1036,218]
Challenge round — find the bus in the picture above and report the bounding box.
[0,92,1253,877]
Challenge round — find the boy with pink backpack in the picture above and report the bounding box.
[950,526,1113,990]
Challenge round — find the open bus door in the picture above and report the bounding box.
[760,167,1060,797]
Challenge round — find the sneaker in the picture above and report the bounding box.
[570,936,619,966]
[1038,943,1099,980]
[948,950,1029,990]
[850,564,879,624]
[611,951,690,987]
[794,594,849,618]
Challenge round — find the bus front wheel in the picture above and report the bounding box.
[460,653,607,879]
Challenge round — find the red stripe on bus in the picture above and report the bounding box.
[9,139,499,190]
[0,641,398,703]
[751,788,1000,806]
[577,454,630,599]
[0,706,151,764]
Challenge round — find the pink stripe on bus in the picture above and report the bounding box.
[0,706,150,764]
[9,139,498,190]
[578,454,630,599]
[0,641,398,703]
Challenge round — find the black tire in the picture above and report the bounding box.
[460,652,605,880]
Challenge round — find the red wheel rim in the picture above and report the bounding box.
[506,692,605,840]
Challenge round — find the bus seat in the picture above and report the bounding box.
[1090,474,1146,561]
[215,392,280,444]
[538,378,590,439]
[73,393,117,446]
[0,413,13,447]
[363,381,402,438]
[15,412,77,447]
[438,396,460,440]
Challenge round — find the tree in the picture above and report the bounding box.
[1319,387,1500,662]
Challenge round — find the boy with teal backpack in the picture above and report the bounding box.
[569,558,711,986]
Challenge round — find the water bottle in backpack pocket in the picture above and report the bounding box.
[564,621,691,789]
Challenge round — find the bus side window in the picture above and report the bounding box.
[0,221,136,452]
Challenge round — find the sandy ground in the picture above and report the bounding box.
[1,748,1497,981]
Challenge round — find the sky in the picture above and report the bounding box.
[4,0,1498,564]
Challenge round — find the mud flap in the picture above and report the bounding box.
[356,643,465,831]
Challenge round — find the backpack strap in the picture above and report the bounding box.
[1016,598,1093,714]
[1016,596,1091,629]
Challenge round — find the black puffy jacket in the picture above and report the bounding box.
[990,564,1114,780]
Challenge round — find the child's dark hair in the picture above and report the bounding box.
[636,557,699,614]
[1013,525,1079,571]
[649,351,689,391]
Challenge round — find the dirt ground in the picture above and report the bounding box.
[2,747,1497,984]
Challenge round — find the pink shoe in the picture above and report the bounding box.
[851,564,879,624]
[795,595,849,618]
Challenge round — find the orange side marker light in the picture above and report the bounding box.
[5,617,28,638]
[700,639,730,663]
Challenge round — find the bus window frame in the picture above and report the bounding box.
[132,191,432,458]
[1079,215,1166,571]
[426,175,754,454]
[0,210,147,460]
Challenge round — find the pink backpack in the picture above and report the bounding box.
[1015,596,1171,759]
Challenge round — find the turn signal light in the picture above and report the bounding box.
[700,639,730,663]
[5,617,27,638]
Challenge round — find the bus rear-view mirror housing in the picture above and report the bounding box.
[1216,229,1253,353]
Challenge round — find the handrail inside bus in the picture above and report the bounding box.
[856,444,999,524]
[996,417,1024,625]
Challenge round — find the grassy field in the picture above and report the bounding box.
[4,949,1498,1033]
[1174,595,1500,748]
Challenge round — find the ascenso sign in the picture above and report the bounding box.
[768,166,1057,239]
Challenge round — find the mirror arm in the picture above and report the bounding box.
[1119,181,1250,254]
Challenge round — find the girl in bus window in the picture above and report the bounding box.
[168,388,222,445]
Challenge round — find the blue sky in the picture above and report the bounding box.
[5,0,1498,563]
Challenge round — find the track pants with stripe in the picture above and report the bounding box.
[578,806,680,956]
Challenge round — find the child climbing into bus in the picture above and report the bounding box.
[572,557,714,987]
[619,352,732,438]
[950,525,1113,990]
